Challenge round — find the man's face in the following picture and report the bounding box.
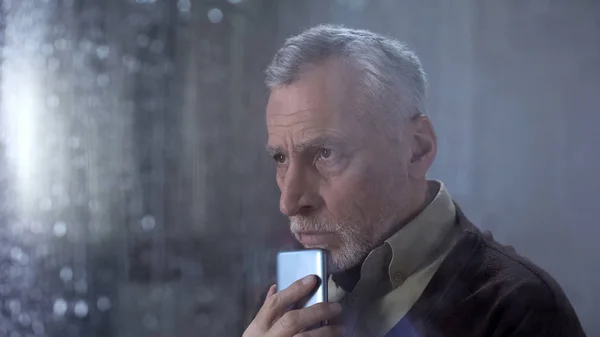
[266,63,419,271]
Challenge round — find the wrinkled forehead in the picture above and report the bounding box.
[266,63,363,138]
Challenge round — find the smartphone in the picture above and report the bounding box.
[277,249,328,308]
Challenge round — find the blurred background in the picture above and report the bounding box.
[0,0,598,336]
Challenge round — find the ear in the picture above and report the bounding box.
[408,116,437,180]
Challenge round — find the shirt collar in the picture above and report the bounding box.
[330,180,457,292]
[384,180,456,288]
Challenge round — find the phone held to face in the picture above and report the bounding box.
[277,249,328,311]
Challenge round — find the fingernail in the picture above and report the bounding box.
[302,275,315,285]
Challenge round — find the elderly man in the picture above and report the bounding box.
[243,25,586,337]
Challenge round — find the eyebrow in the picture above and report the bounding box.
[265,135,346,156]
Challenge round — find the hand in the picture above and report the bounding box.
[243,275,344,337]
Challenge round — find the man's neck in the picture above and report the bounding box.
[382,180,433,242]
[332,180,435,292]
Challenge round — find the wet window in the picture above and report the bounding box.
[0,0,598,336]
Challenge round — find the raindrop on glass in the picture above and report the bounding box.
[141,215,156,231]
[96,45,110,59]
[123,55,141,73]
[73,300,88,318]
[39,198,52,211]
[10,247,23,262]
[53,222,67,237]
[18,313,31,327]
[7,300,20,314]
[207,8,223,23]
[53,298,68,316]
[177,0,191,12]
[59,267,73,282]
[96,296,111,311]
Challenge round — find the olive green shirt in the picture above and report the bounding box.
[328,180,463,337]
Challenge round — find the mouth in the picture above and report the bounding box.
[296,232,337,247]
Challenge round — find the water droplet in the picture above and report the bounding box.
[136,34,150,48]
[53,298,67,316]
[18,313,31,327]
[143,314,158,329]
[96,45,110,59]
[73,300,88,318]
[177,0,191,12]
[7,299,20,314]
[122,55,141,73]
[53,222,67,237]
[96,296,111,311]
[207,8,223,23]
[59,267,73,282]
[96,74,110,87]
[141,215,156,231]
[39,198,52,211]
[10,247,23,262]
[9,331,20,337]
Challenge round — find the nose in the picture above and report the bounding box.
[279,163,320,217]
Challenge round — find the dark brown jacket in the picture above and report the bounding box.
[384,207,586,337]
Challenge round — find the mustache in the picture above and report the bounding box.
[290,216,341,233]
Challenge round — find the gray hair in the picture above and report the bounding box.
[265,24,428,127]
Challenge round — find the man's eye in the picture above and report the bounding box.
[318,148,332,159]
[273,153,286,163]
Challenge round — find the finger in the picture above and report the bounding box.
[293,325,345,337]
[265,284,277,300]
[256,275,318,325]
[270,302,343,336]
